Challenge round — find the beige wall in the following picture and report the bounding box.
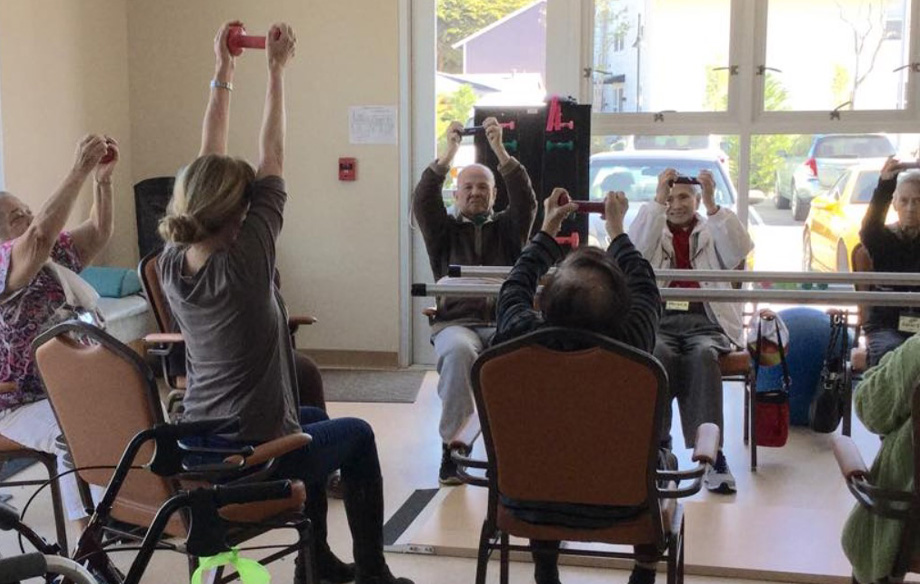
[0,1,403,357]
[0,0,135,267]
[126,1,402,355]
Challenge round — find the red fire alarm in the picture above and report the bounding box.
[339,157,357,181]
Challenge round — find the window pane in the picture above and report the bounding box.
[765,0,911,111]
[593,0,732,113]
[436,0,547,195]
[588,134,738,247]
[753,133,919,273]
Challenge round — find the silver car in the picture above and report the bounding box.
[774,133,895,222]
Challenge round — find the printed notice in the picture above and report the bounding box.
[349,106,398,145]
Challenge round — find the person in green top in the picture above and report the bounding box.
[842,334,920,583]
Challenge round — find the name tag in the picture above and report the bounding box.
[899,315,920,334]
[665,301,690,312]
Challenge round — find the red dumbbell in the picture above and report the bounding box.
[555,232,580,249]
[458,121,517,137]
[227,26,281,57]
[558,193,604,214]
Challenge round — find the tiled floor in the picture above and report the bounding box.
[0,370,902,584]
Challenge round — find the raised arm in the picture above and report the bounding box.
[6,135,107,292]
[70,137,119,264]
[493,189,574,344]
[199,21,240,157]
[257,23,296,179]
[603,190,660,351]
[860,156,900,255]
[412,121,463,278]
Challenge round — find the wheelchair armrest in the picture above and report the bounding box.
[225,433,312,468]
[691,423,720,466]
[289,315,317,327]
[833,435,868,480]
[145,332,185,345]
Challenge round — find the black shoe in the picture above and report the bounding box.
[317,546,356,584]
[439,443,462,486]
[355,566,414,584]
[327,470,345,500]
[627,565,656,584]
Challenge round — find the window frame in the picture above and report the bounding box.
[569,0,920,225]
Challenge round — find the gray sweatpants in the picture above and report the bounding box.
[654,312,731,449]
[432,325,495,443]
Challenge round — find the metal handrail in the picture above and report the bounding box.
[446,265,920,286]
[411,282,920,306]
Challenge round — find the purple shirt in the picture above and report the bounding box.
[0,232,83,410]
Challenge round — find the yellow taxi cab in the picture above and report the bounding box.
[803,164,896,272]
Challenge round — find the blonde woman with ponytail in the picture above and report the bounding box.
[156,21,412,584]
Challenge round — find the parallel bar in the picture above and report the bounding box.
[447,265,920,286]
[411,283,920,306]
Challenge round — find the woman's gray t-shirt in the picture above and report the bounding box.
[158,175,300,443]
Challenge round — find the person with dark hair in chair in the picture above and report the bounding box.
[492,188,663,584]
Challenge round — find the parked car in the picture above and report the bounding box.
[587,150,760,250]
[774,133,896,222]
[609,134,730,166]
[802,164,896,272]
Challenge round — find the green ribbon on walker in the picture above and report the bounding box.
[191,548,270,584]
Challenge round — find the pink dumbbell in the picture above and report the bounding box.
[555,232,580,249]
[227,26,281,57]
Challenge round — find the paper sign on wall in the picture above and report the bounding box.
[349,106,398,145]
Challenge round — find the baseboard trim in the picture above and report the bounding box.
[300,349,400,369]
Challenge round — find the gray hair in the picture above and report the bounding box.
[896,171,920,196]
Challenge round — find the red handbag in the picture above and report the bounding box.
[750,313,791,448]
[755,391,790,447]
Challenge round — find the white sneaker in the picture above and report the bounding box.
[704,450,736,494]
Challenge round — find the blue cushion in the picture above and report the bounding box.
[80,266,142,298]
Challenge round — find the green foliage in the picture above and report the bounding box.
[704,67,803,192]
[437,0,535,72]
[436,85,477,154]
[832,63,851,108]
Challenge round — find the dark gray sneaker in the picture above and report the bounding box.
[704,450,737,494]
[438,443,462,486]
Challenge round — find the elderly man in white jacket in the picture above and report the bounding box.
[629,168,753,494]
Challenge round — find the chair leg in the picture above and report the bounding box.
[499,531,510,584]
[295,519,315,584]
[677,520,685,584]
[38,452,68,552]
[743,376,750,445]
[475,523,491,584]
[749,383,758,472]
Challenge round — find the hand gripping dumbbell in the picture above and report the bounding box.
[227,25,281,57]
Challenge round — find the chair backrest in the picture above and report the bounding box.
[134,176,174,259]
[32,321,184,535]
[139,251,175,334]
[472,327,666,529]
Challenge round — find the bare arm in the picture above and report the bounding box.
[199,21,240,157]
[257,23,296,179]
[71,137,119,263]
[6,135,107,292]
